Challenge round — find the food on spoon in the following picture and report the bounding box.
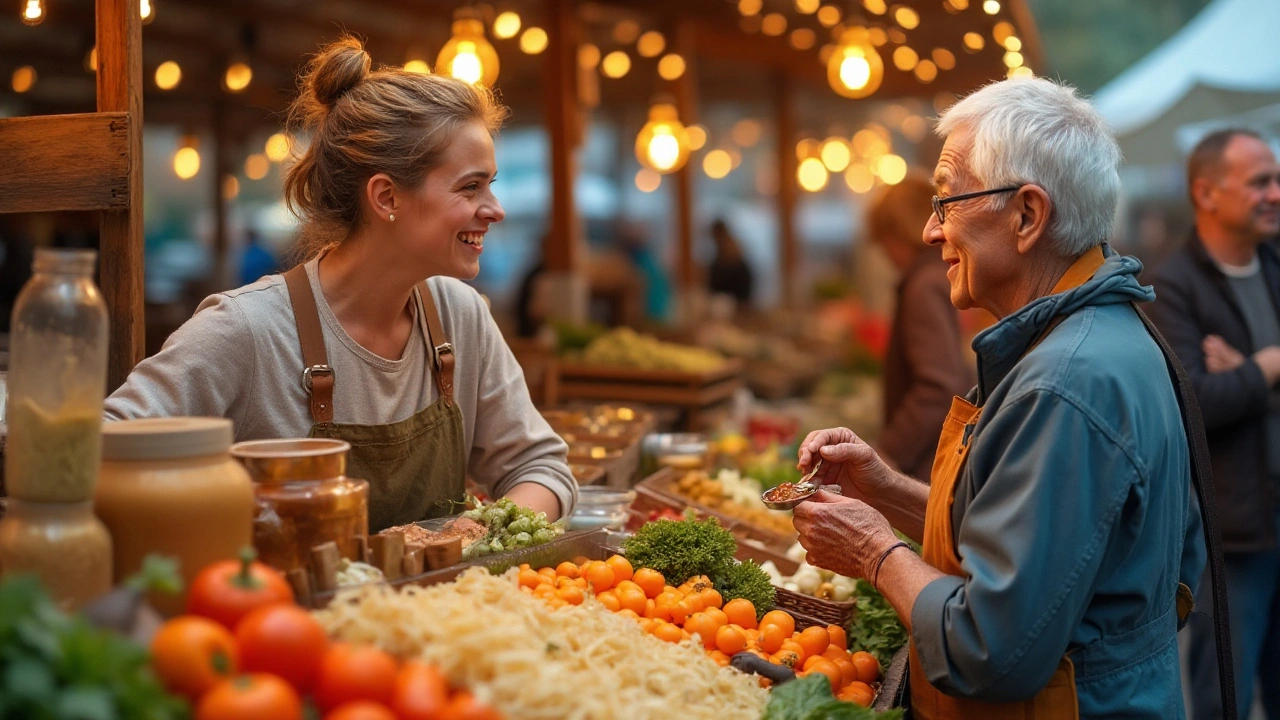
[763,483,811,504]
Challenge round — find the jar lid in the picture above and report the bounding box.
[102,417,233,460]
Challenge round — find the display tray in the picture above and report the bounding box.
[553,360,746,426]
[636,467,796,554]
[304,528,623,608]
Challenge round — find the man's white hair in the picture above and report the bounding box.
[935,77,1121,257]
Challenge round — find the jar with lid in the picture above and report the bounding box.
[0,499,112,610]
[4,249,109,503]
[230,439,369,573]
[96,418,255,617]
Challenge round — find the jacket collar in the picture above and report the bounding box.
[972,245,1152,402]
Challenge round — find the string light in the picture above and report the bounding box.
[992,22,1016,45]
[520,27,548,54]
[578,44,601,69]
[1003,36,1022,51]
[601,51,631,79]
[791,28,817,50]
[828,28,883,99]
[894,7,920,29]
[437,10,500,86]
[1003,51,1024,68]
[795,0,820,12]
[224,63,252,92]
[493,11,521,40]
[637,31,666,58]
[914,59,938,82]
[852,127,891,158]
[635,101,691,173]
[703,149,733,179]
[657,54,686,80]
[798,157,829,192]
[845,164,875,193]
[85,47,97,73]
[932,48,956,70]
[963,32,984,52]
[403,59,431,74]
[738,0,762,16]
[635,168,661,193]
[21,0,43,25]
[244,154,269,181]
[863,0,887,14]
[1008,65,1034,78]
[11,66,36,93]
[947,0,970,9]
[687,125,707,151]
[265,133,290,163]
[875,154,907,184]
[893,46,919,71]
[140,0,154,24]
[761,13,787,36]
[174,141,201,180]
[614,20,641,44]
[154,61,181,90]
[817,5,842,26]
[820,137,852,172]
[983,0,1000,13]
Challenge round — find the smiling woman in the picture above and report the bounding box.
[104,36,578,531]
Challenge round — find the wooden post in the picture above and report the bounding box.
[211,102,229,290]
[540,0,587,323]
[96,0,145,392]
[671,21,699,322]
[773,74,798,310]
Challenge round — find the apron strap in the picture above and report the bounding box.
[416,281,455,407]
[1134,302,1238,720]
[283,264,335,424]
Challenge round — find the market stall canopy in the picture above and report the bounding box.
[1091,0,1280,166]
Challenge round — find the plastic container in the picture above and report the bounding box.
[0,499,112,610]
[95,418,255,616]
[3,249,109,502]
[568,486,637,531]
[231,439,369,573]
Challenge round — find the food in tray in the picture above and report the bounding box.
[316,566,770,719]
[574,327,726,372]
[674,469,797,538]
[380,516,488,549]
[458,497,566,559]
[760,543,857,603]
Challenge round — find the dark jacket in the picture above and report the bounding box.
[879,249,975,481]
[1145,233,1280,552]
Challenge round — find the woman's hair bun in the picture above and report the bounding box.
[307,37,371,108]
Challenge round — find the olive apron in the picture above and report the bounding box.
[906,249,1111,720]
[283,266,466,533]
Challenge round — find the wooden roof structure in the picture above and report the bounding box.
[0,0,1044,390]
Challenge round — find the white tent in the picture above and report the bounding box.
[1092,0,1280,166]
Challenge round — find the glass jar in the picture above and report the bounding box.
[4,249,109,503]
[231,439,369,573]
[0,499,112,610]
[96,418,255,617]
[568,486,637,532]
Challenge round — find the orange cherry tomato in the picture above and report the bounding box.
[703,607,729,629]
[851,651,881,684]
[723,598,758,629]
[652,621,685,644]
[807,657,843,690]
[759,623,788,654]
[517,568,544,590]
[605,555,633,583]
[583,561,616,592]
[235,604,329,694]
[150,615,238,700]
[715,625,747,655]
[441,691,503,720]
[196,674,302,720]
[314,643,399,711]
[827,624,848,650]
[669,599,694,626]
[771,649,801,668]
[684,613,721,649]
[797,626,831,659]
[760,610,796,637]
[324,701,398,720]
[556,585,585,605]
[617,586,649,615]
[390,661,450,720]
[186,549,295,631]
[839,680,876,707]
[779,640,807,664]
[632,568,666,599]
[555,561,580,579]
[595,590,622,612]
[831,656,859,687]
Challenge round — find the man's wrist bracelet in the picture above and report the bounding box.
[871,541,911,589]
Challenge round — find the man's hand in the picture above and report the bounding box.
[792,490,899,580]
[797,427,893,503]
[1203,334,1246,373]
[1253,345,1280,386]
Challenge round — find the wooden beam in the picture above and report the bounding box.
[670,20,699,301]
[541,0,580,275]
[96,0,145,392]
[0,113,130,213]
[774,74,798,310]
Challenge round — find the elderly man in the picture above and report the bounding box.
[793,77,1207,719]
[1146,128,1280,720]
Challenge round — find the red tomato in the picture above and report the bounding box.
[324,701,398,720]
[196,674,302,720]
[391,661,450,720]
[235,604,329,694]
[149,616,238,700]
[187,548,294,631]
[442,691,503,720]
[314,643,399,712]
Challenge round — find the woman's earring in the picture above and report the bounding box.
[389,213,396,222]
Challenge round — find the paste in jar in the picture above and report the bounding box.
[0,500,112,610]
[4,398,102,502]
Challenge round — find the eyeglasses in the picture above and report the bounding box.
[931,186,1022,224]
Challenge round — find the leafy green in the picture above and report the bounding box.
[761,674,903,720]
[711,559,776,618]
[847,578,909,669]
[0,575,188,720]
[621,515,737,585]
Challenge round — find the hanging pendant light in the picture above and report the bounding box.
[21,0,44,25]
[635,100,692,174]
[436,8,500,87]
[827,28,883,99]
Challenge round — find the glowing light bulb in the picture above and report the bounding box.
[637,31,665,58]
[845,164,876,193]
[738,0,762,15]
[493,11,521,40]
[244,154,269,180]
[647,132,682,172]
[450,42,485,84]
[893,46,919,71]
[224,63,252,92]
[140,0,154,24]
[174,147,201,180]
[894,7,919,29]
[404,59,431,74]
[635,103,691,174]
[155,61,181,90]
[601,51,631,78]
[635,168,661,192]
[983,0,1000,13]
[963,32,985,52]
[703,150,732,179]
[820,138,852,172]
[817,5,842,26]
[798,157,829,192]
[21,0,43,25]
[520,27,548,54]
[687,125,707,151]
[11,66,36,93]
[875,154,907,184]
[265,133,290,163]
[437,14,500,85]
[658,54,686,80]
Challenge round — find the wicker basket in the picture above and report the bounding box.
[773,585,856,630]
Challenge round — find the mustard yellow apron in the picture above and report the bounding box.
[906,248,1109,719]
[284,266,467,533]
